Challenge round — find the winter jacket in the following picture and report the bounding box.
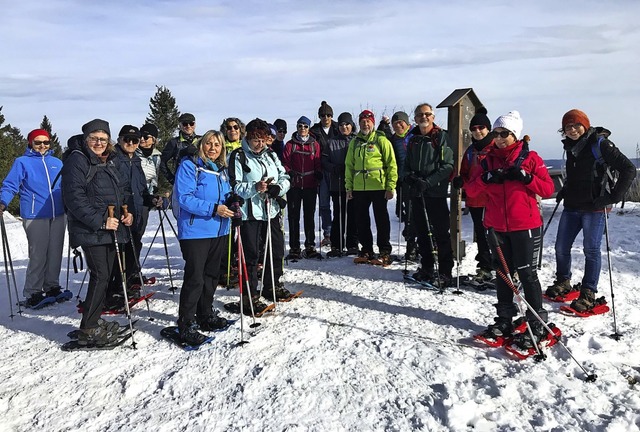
[271,140,285,162]
[403,125,453,198]
[114,145,150,233]
[160,132,200,184]
[282,134,322,189]
[465,140,554,232]
[61,138,131,248]
[0,148,64,219]
[561,127,636,212]
[136,147,162,195]
[322,132,356,192]
[229,141,290,221]
[225,140,242,155]
[459,135,493,208]
[173,156,231,240]
[345,130,398,192]
[310,121,340,152]
[390,129,412,181]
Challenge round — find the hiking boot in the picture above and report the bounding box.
[243,295,269,316]
[77,324,120,346]
[354,251,373,264]
[481,318,514,339]
[412,268,434,282]
[570,287,597,312]
[178,321,208,345]
[510,321,550,350]
[197,313,229,331]
[378,253,393,266]
[97,318,120,334]
[263,282,292,301]
[326,248,342,258]
[545,279,573,298]
[321,235,331,247]
[472,268,494,284]
[303,247,322,259]
[345,246,360,256]
[286,248,302,260]
[25,292,54,308]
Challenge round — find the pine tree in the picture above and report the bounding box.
[39,115,63,158]
[0,106,28,214]
[145,85,180,152]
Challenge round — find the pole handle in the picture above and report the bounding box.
[107,204,115,219]
[122,204,129,218]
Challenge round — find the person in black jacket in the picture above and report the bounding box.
[160,113,200,185]
[548,109,636,312]
[61,119,133,346]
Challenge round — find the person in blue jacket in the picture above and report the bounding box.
[173,130,235,345]
[0,128,68,308]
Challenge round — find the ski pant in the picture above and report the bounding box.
[318,174,332,237]
[287,187,317,250]
[81,243,117,329]
[22,216,66,298]
[353,190,391,255]
[411,195,454,276]
[240,218,284,296]
[330,191,359,251]
[492,227,547,323]
[554,208,605,292]
[396,185,416,241]
[178,236,225,324]
[469,206,492,271]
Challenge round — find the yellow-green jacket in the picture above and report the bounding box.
[345,130,397,192]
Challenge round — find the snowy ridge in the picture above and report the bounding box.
[0,200,639,431]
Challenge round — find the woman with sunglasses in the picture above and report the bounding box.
[0,129,67,308]
[221,118,246,155]
[465,111,555,351]
[547,109,636,313]
[452,107,494,284]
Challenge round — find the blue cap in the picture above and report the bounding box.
[297,116,311,127]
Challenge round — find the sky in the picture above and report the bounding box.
[1,0,640,160]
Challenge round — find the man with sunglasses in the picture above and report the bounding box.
[310,101,339,248]
[404,103,454,287]
[160,113,200,185]
[452,107,494,285]
[272,119,287,161]
[0,129,67,308]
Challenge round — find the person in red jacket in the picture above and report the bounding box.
[282,116,322,259]
[465,111,555,349]
[452,107,494,283]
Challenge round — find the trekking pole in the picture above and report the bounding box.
[258,210,271,298]
[1,217,22,316]
[1,218,16,319]
[264,198,278,306]
[338,179,344,255]
[107,205,137,349]
[420,195,442,292]
[402,197,412,276]
[396,186,402,259]
[65,244,71,292]
[538,200,561,270]
[121,205,154,321]
[604,211,621,340]
[236,226,261,329]
[76,270,88,300]
[141,217,161,267]
[161,209,179,238]
[225,229,232,289]
[488,228,597,381]
[158,209,178,293]
[453,187,463,295]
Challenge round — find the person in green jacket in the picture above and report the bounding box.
[403,103,455,287]
[345,110,398,266]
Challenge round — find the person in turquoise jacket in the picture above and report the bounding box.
[228,118,291,314]
[345,110,398,266]
[173,130,235,346]
[0,128,68,308]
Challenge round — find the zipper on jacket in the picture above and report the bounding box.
[41,155,56,219]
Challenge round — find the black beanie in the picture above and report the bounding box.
[469,107,491,130]
[274,118,287,132]
[82,119,111,138]
[318,101,333,117]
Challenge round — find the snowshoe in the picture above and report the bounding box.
[21,292,57,309]
[224,297,275,317]
[459,275,495,291]
[67,319,137,339]
[560,295,609,317]
[61,331,134,351]
[326,248,343,258]
[302,247,322,259]
[354,251,374,264]
[197,313,232,331]
[370,253,393,267]
[45,286,73,303]
[544,279,579,302]
[345,246,360,256]
[504,323,562,360]
[161,326,214,351]
[285,248,302,261]
[262,283,291,302]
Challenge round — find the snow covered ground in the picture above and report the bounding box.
[0,199,639,432]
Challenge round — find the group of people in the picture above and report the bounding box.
[1,101,635,348]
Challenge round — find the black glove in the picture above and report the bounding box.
[152,196,169,210]
[404,174,419,186]
[555,187,565,203]
[0,203,5,215]
[267,184,281,199]
[452,176,464,189]
[481,169,505,184]
[412,177,429,193]
[314,171,323,181]
[504,167,532,184]
[275,196,287,209]
[224,194,245,226]
[593,194,614,209]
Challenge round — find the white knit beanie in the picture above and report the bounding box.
[493,111,523,140]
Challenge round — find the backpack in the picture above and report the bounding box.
[591,136,617,197]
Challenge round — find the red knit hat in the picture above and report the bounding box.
[359,110,375,124]
[562,109,590,131]
[27,129,50,145]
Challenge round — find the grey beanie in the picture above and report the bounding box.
[391,111,410,125]
[82,119,111,138]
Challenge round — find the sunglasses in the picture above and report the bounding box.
[277,129,287,133]
[32,140,51,146]
[416,112,433,118]
[470,125,486,132]
[491,130,512,139]
[564,123,583,132]
[321,114,332,118]
[297,124,309,129]
[123,137,140,144]
[141,135,153,141]
[181,121,195,127]
[227,124,239,131]
[339,122,350,127]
